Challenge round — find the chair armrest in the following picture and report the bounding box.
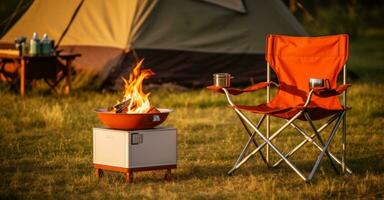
[313,84,352,98]
[206,81,277,96]
[300,84,351,109]
[302,89,315,108]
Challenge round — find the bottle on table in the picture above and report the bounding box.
[41,33,52,55]
[29,32,40,56]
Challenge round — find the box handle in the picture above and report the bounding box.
[131,133,143,145]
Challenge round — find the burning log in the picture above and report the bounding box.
[114,98,131,113]
[109,101,159,114]
[107,98,131,113]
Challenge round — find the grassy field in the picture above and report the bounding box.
[0,36,383,199]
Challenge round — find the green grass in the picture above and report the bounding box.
[0,36,383,199]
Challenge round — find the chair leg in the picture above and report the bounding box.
[228,111,292,174]
[237,114,269,166]
[228,115,268,175]
[342,112,347,174]
[342,64,348,174]
[266,115,270,165]
[272,114,340,168]
[304,112,339,174]
[232,132,256,168]
[308,111,345,181]
[253,124,308,181]
[229,110,308,181]
[287,121,353,174]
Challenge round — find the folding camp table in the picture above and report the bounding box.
[0,50,80,96]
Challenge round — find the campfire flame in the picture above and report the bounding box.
[120,59,154,113]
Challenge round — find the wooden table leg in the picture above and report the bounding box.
[19,58,25,96]
[64,58,73,95]
[125,171,133,183]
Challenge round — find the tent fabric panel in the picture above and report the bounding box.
[60,45,125,81]
[134,0,307,54]
[105,49,273,88]
[127,0,159,51]
[0,0,81,44]
[199,0,247,13]
[60,0,135,48]
[60,0,157,50]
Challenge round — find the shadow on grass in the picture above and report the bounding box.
[172,152,384,183]
[1,151,382,190]
[348,154,384,175]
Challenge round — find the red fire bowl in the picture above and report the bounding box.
[95,108,172,130]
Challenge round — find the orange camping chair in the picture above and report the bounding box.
[208,34,353,181]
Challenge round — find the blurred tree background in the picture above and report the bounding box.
[0,0,383,38]
[284,0,384,37]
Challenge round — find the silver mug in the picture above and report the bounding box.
[309,78,326,89]
[213,73,233,87]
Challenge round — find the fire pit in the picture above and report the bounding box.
[95,59,172,130]
[95,108,172,130]
[93,59,176,183]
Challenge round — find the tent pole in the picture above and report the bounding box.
[55,0,84,48]
[131,47,140,63]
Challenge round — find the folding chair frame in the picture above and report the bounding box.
[223,64,352,182]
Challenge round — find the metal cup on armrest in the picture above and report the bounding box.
[309,78,325,89]
[213,73,233,88]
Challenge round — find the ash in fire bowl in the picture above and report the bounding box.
[95,60,172,130]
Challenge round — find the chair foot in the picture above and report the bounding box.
[227,168,236,175]
[227,166,235,175]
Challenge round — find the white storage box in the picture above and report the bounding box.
[93,127,177,170]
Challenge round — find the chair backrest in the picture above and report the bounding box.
[265,34,349,110]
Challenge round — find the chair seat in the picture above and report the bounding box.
[234,103,349,120]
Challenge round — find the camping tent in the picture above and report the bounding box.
[0,0,306,87]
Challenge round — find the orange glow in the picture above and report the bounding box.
[120,59,154,113]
